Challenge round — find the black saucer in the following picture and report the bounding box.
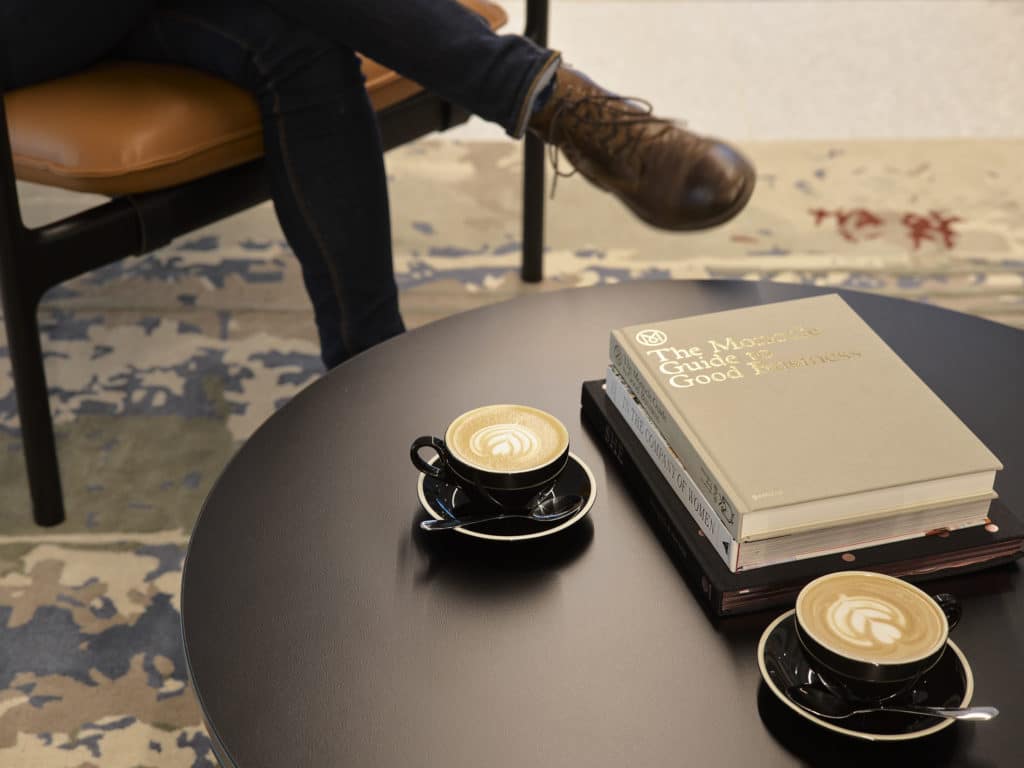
[416,452,596,541]
[757,610,973,742]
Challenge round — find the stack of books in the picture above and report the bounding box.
[582,294,1023,616]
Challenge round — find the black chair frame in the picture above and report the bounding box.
[0,1,550,526]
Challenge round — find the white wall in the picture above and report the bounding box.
[449,0,1024,141]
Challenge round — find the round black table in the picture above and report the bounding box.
[182,281,1024,767]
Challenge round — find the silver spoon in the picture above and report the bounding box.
[786,684,998,722]
[420,494,584,532]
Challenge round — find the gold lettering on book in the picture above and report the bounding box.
[646,345,704,362]
[640,325,862,391]
[669,366,744,388]
[708,326,821,354]
[746,349,862,376]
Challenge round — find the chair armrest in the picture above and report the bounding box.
[524,0,550,47]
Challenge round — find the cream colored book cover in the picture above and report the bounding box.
[610,294,1002,541]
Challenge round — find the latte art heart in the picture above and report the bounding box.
[470,424,540,459]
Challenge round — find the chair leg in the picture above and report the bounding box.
[0,254,65,527]
[2,99,65,526]
[521,132,545,283]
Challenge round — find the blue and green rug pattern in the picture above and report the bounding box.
[0,139,1021,766]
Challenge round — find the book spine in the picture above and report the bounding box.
[610,332,744,539]
[604,367,740,572]
[580,382,727,617]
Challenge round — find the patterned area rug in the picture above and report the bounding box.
[1,138,1022,766]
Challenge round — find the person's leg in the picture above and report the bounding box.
[0,0,157,89]
[115,1,403,367]
[259,0,561,138]
[254,0,755,230]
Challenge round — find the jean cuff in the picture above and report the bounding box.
[509,50,561,139]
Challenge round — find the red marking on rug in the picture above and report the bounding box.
[809,207,883,242]
[809,207,962,250]
[731,235,759,243]
[901,210,961,250]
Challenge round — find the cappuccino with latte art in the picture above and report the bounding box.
[411,404,571,511]
[447,404,569,473]
[797,572,947,664]
[794,571,960,699]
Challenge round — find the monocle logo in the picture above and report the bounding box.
[716,496,735,524]
[635,329,667,347]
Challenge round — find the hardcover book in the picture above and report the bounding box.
[609,294,1002,542]
[581,380,1024,617]
[604,367,992,572]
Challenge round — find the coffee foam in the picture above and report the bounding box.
[447,404,568,473]
[798,572,947,664]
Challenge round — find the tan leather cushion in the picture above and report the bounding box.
[5,0,507,196]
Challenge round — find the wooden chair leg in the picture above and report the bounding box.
[0,295,65,526]
[2,97,65,526]
[521,131,545,283]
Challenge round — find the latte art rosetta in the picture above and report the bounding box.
[446,404,569,473]
[470,424,540,459]
[826,594,906,648]
[797,572,948,664]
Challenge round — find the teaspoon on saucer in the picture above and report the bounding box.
[420,494,584,532]
[786,684,998,722]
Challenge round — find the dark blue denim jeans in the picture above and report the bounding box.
[2,1,558,367]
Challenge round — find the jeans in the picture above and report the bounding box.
[1,1,558,367]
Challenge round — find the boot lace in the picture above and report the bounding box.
[543,94,682,198]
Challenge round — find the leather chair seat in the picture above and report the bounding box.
[3,0,506,196]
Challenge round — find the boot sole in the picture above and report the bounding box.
[625,169,757,232]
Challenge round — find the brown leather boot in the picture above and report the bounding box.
[528,67,755,231]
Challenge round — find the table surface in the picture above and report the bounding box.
[181,281,1024,768]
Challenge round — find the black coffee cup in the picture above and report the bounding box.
[794,571,961,702]
[411,404,570,510]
